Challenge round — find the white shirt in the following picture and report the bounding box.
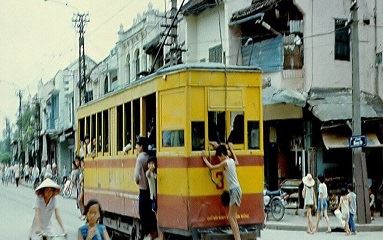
[29,196,57,237]
[224,158,240,190]
[318,182,328,199]
[348,192,357,215]
[146,170,157,200]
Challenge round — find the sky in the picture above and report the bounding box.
[0,0,172,136]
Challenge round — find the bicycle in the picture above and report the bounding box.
[62,179,73,198]
[32,232,67,240]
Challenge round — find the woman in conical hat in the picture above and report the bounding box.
[29,178,66,239]
[302,173,316,234]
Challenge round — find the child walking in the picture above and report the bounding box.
[202,143,242,240]
[146,156,162,240]
[347,184,357,234]
[78,199,110,240]
[29,178,66,239]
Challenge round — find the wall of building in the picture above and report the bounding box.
[295,0,383,95]
[184,6,224,63]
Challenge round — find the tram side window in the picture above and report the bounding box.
[208,111,225,144]
[124,102,132,152]
[227,112,244,144]
[117,105,123,151]
[192,122,205,151]
[103,110,109,153]
[248,121,260,149]
[85,116,90,138]
[133,99,140,146]
[91,114,96,156]
[97,112,102,152]
[162,130,184,147]
[79,118,85,143]
[79,118,85,154]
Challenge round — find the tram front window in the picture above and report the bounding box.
[191,122,205,151]
[228,112,244,144]
[208,111,225,145]
[248,121,260,149]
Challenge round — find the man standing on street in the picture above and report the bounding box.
[134,136,157,239]
[347,184,357,234]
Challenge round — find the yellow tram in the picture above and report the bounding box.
[77,64,264,239]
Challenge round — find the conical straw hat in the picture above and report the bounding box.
[35,178,60,193]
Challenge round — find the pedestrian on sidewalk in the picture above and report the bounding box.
[78,199,110,240]
[337,188,351,235]
[14,163,20,187]
[29,178,66,239]
[302,173,316,234]
[369,187,376,220]
[347,184,357,234]
[314,175,331,233]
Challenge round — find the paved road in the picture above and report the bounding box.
[0,183,83,239]
[1,183,382,240]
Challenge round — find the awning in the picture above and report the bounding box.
[322,132,383,150]
[181,0,217,16]
[263,86,306,120]
[263,86,307,107]
[308,88,383,122]
[231,0,282,23]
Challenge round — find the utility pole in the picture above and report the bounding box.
[350,0,371,224]
[72,13,90,106]
[17,90,23,165]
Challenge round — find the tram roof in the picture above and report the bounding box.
[79,63,261,108]
[155,63,261,75]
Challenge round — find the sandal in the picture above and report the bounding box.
[326,229,332,233]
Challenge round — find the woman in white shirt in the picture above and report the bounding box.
[314,175,331,233]
[29,178,66,239]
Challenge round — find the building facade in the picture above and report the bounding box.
[37,56,96,178]
[229,0,383,193]
[178,0,383,199]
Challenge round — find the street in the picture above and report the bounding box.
[1,183,383,240]
[0,183,82,239]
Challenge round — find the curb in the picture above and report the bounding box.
[265,223,383,232]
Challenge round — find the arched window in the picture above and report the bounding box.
[104,75,109,94]
[134,49,140,79]
[142,54,147,72]
[126,54,130,83]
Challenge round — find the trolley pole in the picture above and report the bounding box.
[350,0,371,224]
[72,13,90,106]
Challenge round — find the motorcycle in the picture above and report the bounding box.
[263,188,287,221]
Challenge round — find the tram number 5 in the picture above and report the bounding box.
[212,170,224,190]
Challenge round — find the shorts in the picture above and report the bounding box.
[317,198,328,212]
[229,187,242,206]
[305,204,314,210]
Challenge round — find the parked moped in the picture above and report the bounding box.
[264,188,287,221]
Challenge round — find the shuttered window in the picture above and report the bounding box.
[335,19,350,61]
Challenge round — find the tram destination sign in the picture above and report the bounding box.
[349,135,367,148]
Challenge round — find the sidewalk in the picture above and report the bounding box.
[266,210,383,232]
